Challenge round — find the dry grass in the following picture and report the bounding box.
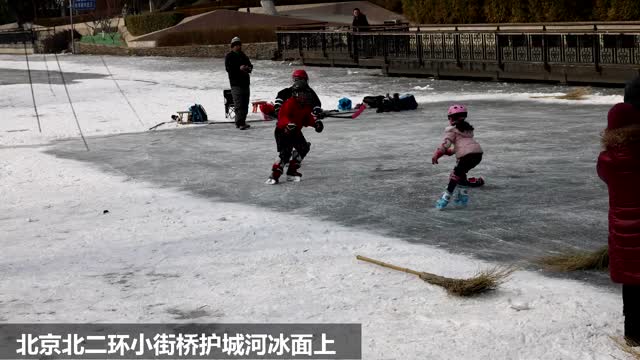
[356,255,514,297]
[613,336,640,359]
[555,87,591,100]
[531,87,591,100]
[156,26,276,47]
[537,246,609,272]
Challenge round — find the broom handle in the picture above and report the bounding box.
[356,255,422,277]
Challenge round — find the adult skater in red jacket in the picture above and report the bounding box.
[265,81,324,184]
[597,101,640,347]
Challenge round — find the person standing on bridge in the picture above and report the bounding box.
[225,36,253,130]
[597,100,640,347]
[352,8,370,31]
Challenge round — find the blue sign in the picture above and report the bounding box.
[73,0,96,10]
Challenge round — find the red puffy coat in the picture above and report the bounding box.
[276,97,316,132]
[597,103,640,285]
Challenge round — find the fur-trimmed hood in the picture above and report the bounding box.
[602,125,640,148]
[445,125,474,138]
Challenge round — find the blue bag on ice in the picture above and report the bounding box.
[338,97,353,111]
[189,104,208,123]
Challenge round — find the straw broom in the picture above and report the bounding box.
[356,255,514,297]
[537,246,609,272]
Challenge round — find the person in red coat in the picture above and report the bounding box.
[265,81,324,184]
[597,102,640,347]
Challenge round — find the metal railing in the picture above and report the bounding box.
[277,23,640,67]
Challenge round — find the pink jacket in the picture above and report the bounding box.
[437,126,483,159]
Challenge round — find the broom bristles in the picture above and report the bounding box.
[537,246,609,272]
[419,266,515,297]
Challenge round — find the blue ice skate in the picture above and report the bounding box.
[435,192,452,210]
[453,187,469,207]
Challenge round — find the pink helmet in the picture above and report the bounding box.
[448,104,468,117]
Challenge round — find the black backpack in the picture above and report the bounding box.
[362,95,385,108]
[189,104,208,123]
[397,94,418,111]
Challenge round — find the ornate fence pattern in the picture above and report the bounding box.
[277,29,640,67]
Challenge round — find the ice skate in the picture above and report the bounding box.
[266,163,283,185]
[287,160,302,182]
[265,177,279,185]
[453,187,470,207]
[287,172,302,182]
[436,191,452,210]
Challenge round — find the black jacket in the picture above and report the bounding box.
[225,50,253,88]
[352,14,369,30]
[274,86,322,116]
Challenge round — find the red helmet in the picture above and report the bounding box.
[292,69,309,80]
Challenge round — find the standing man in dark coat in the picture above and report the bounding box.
[225,36,253,130]
[352,8,369,31]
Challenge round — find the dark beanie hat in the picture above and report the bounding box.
[624,75,640,109]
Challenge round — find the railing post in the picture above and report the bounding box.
[417,33,423,65]
[322,33,327,58]
[384,33,389,64]
[595,33,601,73]
[542,26,550,72]
[496,33,503,70]
[455,27,461,67]
[352,32,359,62]
[276,32,282,57]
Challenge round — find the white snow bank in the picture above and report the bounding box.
[0,147,631,359]
[412,91,623,106]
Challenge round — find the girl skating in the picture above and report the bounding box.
[432,104,484,209]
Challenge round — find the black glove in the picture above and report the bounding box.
[285,123,297,134]
[314,120,324,133]
[313,107,324,119]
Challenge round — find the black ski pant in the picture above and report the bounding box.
[231,86,250,127]
[447,152,483,193]
[624,284,640,345]
[274,128,310,164]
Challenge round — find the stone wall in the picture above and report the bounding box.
[77,42,280,60]
[0,43,34,54]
